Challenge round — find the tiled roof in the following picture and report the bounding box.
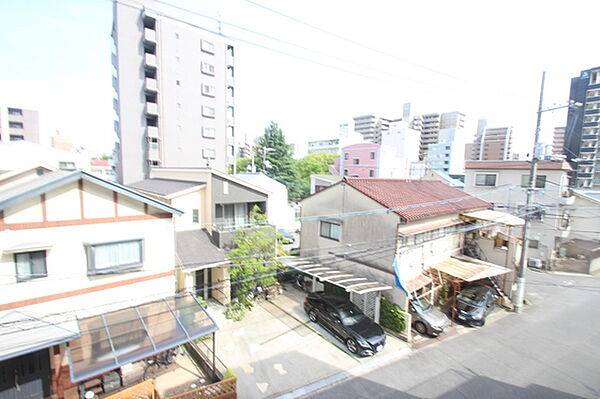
[465,160,572,171]
[343,177,490,222]
[176,229,226,267]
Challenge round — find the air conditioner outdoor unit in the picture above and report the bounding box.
[528,258,543,269]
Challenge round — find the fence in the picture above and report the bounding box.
[167,378,236,399]
[104,380,155,399]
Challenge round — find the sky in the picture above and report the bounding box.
[1,0,599,157]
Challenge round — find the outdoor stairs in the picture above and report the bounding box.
[489,277,512,309]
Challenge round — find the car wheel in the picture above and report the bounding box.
[309,310,317,323]
[414,321,428,335]
[346,338,358,354]
[479,318,486,327]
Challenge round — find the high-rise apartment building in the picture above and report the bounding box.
[564,66,600,188]
[418,111,465,160]
[552,127,566,156]
[113,0,235,184]
[470,119,513,161]
[0,106,40,144]
[425,128,465,175]
[353,115,390,144]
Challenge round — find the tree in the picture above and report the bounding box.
[236,158,252,173]
[296,152,338,197]
[254,122,302,201]
[225,206,286,320]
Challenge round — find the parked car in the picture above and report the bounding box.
[277,229,295,244]
[409,297,451,336]
[453,283,497,326]
[303,293,386,356]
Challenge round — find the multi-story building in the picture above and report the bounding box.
[307,138,340,155]
[425,128,466,175]
[470,119,513,160]
[112,0,235,184]
[0,106,39,143]
[552,127,566,156]
[380,119,421,178]
[353,115,390,144]
[418,111,465,160]
[564,66,600,188]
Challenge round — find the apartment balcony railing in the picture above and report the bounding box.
[146,126,159,139]
[145,77,158,92]
[144,28,156,43]
[145,102,158,115]
[144,53,157,68]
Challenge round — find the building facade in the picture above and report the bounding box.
[564,66,600,188]
[0,106,39,144]
[425,128,465,175]
[113,0,235,184]
[552,127,566,156]
[418,111,465,160]
[353,115,390,144]
[380,120,421,178]
[470,119,513,160]
[307,138,339,155]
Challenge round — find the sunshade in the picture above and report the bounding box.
[460,209,525,227]
[430,255,512,282]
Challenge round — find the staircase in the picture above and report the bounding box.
[488,277,512,309]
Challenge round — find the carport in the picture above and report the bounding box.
[281,258,392,323]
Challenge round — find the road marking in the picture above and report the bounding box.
[257,382,269,393]
[240,364,254,374]
[274,363,288,375]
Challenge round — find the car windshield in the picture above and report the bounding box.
[458,287,486,306]
[412,297,433,311]
[339,305,366,326]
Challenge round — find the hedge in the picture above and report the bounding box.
[379,297,406,333]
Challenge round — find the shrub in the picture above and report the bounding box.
[379,297,406,333]
[223,368,237,380]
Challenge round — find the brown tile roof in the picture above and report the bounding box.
[465,160,572,171]
[343,177,490,222]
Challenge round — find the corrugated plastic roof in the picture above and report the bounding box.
[344,178,490,222]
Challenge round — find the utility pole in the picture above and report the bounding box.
[514,71,545,313]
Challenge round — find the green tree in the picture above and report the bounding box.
[296,152,338,197]
[225,206,286,320]
[236,158,252,173]
[254,122,302,201]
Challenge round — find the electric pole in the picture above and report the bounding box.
[514,71,545,313]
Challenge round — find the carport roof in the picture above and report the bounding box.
[281,258,392,295]
[430,255,512,282]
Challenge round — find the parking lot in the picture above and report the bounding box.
[208,284,409,399]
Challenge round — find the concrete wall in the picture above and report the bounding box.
[569,194,600,241]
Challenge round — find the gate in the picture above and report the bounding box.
[0,350,51,399]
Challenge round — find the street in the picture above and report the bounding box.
[304,270,600,399]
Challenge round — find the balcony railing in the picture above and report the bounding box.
[144,53,157,68]
[145,77,158,92]
[144,28,156,43]
[146,102,158,115]
[147,126,159,138]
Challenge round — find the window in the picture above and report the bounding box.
[192,209,199,223]
[344,153,349,160]
[59,161,76,171]
[203,147,216,159]
[590,70,600,85]
[528,239,539,249]
[369,169,375,177]
[228,145,234,156]
[7,107,22,116]
[85,240,143,275]
[201,83,215,97]
[15,251,47,281]
[9,135,24,141]
[223,181,229,194]
[520,175,546,188]
[227,86,234,97]
[227,106,234,118]
[370,151,375,160]
[176,80,181,86]
[201,40,215,54]
[353,158,359,165]
[202,105,215,118]
[320,221,341,241]
[494,238,508,250]
[9,121,23,129]
[227,126,234,138]
[475,173,497,187]
[217,203,247,230]
[343,169,348,176]
[202,127,215,138]
[227,44,234,57]
[201,62,215,76]
[227,65,234,78]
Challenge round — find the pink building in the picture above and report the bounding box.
[333,143,381,177]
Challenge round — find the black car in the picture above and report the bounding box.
[454,283,497,326]
[303,293,386,356]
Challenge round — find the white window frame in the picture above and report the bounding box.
[202,105,215,118]
[201,40,215,54]
[201,83,215,97]
[201,62,215,76]
[521,174,546,188]
[202,126,215,138]
[203,147,216,159]
[15,250,47,282]
[474,173,498,187]
[85,239,144,275]
[320,221,341,241]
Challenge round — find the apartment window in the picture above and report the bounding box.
[202,127,215,138]
[59,161,76,171]
[343,169,348,176]
[227,126,234,138]
[201,62,215,76]
[201,83,215,97]
[475,173,497,187]
[590,70,600,85]
[320,221,341,241]
[494,238,509,250]
[528,239,540,249]
[9,135,24,141]
[370,151,375,160]
[344,153,349,160]
[9,121,23,129]
[227,86,234,97]
[223,181,229,194]
[227,44,234,57]
[149,160,160,166]
[520,175,546,188]
[15,251,47,282]
[7,107,22,116]
[192,209,199,223]
[202,105,215,118]
[227,106,234,118]
[228,145,235,156]
[353,158,359,165]
[201,40,215,54]
[143,15,156,29]
[85,239,143,275]
[369,169,375,177]
[227,65,234,78]
[203,147,216,159]
[176,80,181,86]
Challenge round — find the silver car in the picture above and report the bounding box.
[409,297,451,336]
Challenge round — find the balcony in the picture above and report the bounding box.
[144,28,156,43]
[582,134,599,140]
[144,53,157,68]
[580,147,597,153]
[148,146,160,162]
[146,126,159,139]
[111,52,117,68]
[145,77,158,92]
[145,102,158,115]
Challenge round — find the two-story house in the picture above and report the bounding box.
[0,166,218,399]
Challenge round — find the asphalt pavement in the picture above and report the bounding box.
[303,270,600,399]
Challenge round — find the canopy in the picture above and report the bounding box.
[68,293,217,382]
[460,209,525,227]
[430,255,512,282]
[0,311,80,362]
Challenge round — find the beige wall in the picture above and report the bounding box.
[170,188,207,231]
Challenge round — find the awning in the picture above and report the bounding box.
[397,218,461,236]
[460,209,525,227]
[405,274,432,293]
[282,258,392,295]
[0,311,80,362]
[430,255,512,282]
[68,293,217,382]
[3,242,53,254]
